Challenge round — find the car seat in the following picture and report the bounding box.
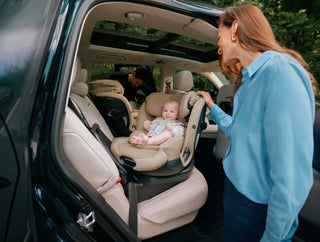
[213,84,234,162]
[62,57,208,239]
[168,70,193,94]
[110,92,207,176]
[89,79,135,137]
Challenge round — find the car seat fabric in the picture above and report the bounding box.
[110,92,206,174]
[168,70,193,94]
[62,58,209,240]
[90,79,135,137]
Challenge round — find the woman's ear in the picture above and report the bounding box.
[232,20,239,34]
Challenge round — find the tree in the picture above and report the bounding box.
[201,0,320,100]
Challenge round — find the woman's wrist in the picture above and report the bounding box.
[208,101,215,109]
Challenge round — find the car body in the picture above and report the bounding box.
[0,0,319,241]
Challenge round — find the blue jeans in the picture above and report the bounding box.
[223,176,268,242]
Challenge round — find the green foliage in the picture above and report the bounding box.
[192,74,216,92]
[202,0,320,95]
[90,63,114,81]
[95,20,165,37]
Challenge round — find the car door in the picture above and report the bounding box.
[0,0,60,240]
[0,119,18,241]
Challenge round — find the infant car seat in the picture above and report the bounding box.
[110,92,206,176]
[90,79,135,137]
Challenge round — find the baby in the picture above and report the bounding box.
[130,100,184,146]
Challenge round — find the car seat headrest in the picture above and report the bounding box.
[90,79,124,96]
[71,57,81,85]
[173,71,193,92]
[71,68,89,97]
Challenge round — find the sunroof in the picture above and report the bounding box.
[94,21,167,41]
[91,21,219,62]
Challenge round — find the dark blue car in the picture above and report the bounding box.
[0,0,319,241]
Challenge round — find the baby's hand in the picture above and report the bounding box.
[165,123,173,131]
[144,120,154,130]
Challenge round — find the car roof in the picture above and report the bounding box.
[78,0,224,72]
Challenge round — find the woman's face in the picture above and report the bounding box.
[217,25,239,66]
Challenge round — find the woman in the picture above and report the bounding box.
[198,3,316,241]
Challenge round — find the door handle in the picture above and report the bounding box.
[0,176,12,189]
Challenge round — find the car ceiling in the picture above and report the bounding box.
[78,1,223,73]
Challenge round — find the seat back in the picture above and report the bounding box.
[168,70,193,94]
[63,57,119,192]
[90,79,135,137]
[213,84,234,162]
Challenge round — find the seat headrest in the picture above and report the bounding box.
[90,79,124,96]
[71,57,81,86]
[173,71,193,92]
[69,57,89,97]
[71,69,89,97]
[145,92,200,122]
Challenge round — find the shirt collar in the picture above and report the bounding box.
[242,50,277,78]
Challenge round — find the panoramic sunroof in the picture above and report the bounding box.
[91,21,219,63]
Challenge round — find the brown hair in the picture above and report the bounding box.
[219,2,318,95]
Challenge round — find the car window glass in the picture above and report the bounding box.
[90,62,161,92]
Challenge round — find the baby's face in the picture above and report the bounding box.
[162,102,179,120]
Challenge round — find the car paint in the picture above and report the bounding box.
[1,0,318,241]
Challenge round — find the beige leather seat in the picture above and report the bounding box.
[62,57,208,239]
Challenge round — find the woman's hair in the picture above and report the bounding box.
[219,2,318,95]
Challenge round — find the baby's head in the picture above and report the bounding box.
[162,100,179,120]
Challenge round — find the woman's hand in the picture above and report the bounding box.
[197,91,215,108]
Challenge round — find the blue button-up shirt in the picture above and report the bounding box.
[209,50,315,241]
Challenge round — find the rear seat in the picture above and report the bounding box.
[61,57,208,239]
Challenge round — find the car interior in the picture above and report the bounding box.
[55,1,319,241]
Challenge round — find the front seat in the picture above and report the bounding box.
[213,84,234,162]
[299,107,320,231]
